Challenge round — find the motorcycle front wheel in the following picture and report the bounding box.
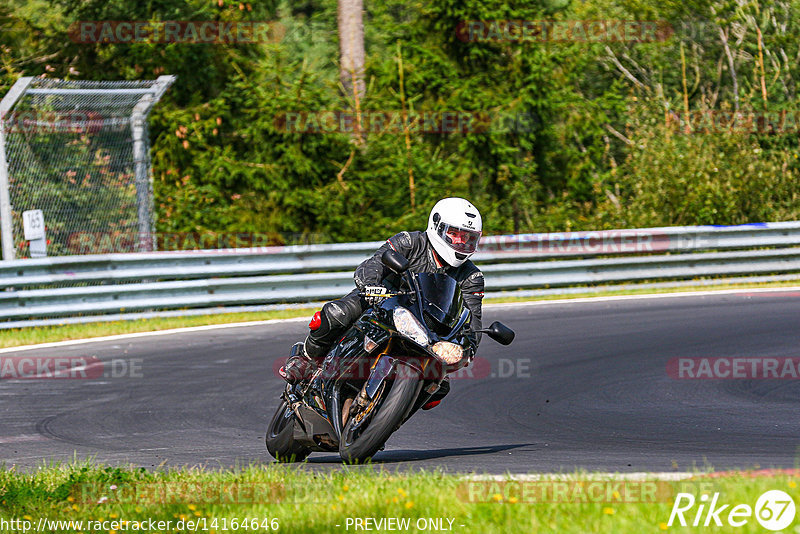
[339,361,421,463]
[266,400,311,462]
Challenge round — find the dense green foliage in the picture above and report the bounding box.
[2,0,799,243]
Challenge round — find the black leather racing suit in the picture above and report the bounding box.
[303,230,485,359]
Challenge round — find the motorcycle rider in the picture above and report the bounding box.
[279,197,485,406]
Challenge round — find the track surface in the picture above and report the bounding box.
[2,290,800,473]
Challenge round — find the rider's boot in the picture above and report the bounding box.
[279,342,318,384]
[280,301,358,384]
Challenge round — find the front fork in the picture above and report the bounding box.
[351,351,438,426]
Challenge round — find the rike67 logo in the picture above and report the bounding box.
[668,490,796,531]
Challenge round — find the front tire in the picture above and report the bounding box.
[266,400,311,462]
[339,362,421,463]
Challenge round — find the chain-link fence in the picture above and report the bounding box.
[0,76,173,259]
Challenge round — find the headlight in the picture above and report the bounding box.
[393,307,429,345]
[431,341,464,364]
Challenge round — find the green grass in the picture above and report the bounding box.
[1,463,799,533]
[484,278,800,304]
[3,279,799,349]
[0,309,318,349]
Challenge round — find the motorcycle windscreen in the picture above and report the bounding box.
[415,273,463,329]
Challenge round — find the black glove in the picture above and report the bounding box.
[463,333,478,364]
[363,285,388,306]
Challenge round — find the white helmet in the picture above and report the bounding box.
[426,197,483,267]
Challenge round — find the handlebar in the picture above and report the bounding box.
[358,290,414,298]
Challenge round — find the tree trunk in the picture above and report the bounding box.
[338,0,366,139]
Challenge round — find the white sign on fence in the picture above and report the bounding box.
[22,209,47,257]
[22,209,44,240]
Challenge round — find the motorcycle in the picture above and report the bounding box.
[266,249,515,463]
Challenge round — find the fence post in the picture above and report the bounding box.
[131,75,174,252]
[131,111,150,252]
[0,77,34,261]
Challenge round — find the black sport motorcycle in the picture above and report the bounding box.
[266,250,515,463]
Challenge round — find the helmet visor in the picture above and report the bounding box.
[437,223,481,254]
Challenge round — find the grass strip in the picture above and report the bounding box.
[1,462,799,533]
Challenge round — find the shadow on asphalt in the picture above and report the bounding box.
[303,443,532,464]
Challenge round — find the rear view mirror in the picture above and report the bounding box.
[381,249,410,273]
[482,321,515,345]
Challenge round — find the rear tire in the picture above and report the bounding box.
[339,362,421,463]
[266,400,311,462]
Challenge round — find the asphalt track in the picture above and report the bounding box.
[2,289,800,473]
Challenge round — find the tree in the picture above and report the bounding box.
[337,0,366,143]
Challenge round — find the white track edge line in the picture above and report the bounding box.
[0,317,309,353]
[488,285,800,308]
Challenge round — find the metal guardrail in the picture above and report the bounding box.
[3,221,800,324]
